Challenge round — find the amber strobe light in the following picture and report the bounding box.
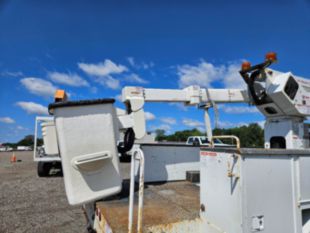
[241,61,251,71]
[265,52,277,62]
[54,89,68,102]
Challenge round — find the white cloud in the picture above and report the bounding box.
[48,72,89,87]
[78,59,127,89]
[197,127,206,132]
[219,105,259,114]
[127,57,154,70]
[161,117,176,125]
[221,63,246,89]
[178,61,223,88]
[1,71,23,77]
[0,117,15,124]
[127,57,135,67]
[78,59,127,77]
[217,121,249,128]
[177,60,245,89]
[258,120,265,128]
[182,118,204,128]
[17,125,27,130]
[145,111,156,121]
[16,101,48,115]
[168,103,188,111]
[150,124,171,131]
[95,76,120,89]
[115,94,122,102]
[90,86,98,94]
[125,74,148,84]
[143,62,154,69]
[106,77,120,89]
[79,58,151,89]
[20,77,57,98]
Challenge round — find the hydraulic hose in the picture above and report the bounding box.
[248,70,265,105]
[118,128,135,154]
[239,60,273,106]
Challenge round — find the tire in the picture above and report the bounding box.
[55,162,63,176]
[37,162,51,177]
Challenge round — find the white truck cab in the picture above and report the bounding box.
[186,136,231,147]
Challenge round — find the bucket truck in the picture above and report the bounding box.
[42,53,310,233]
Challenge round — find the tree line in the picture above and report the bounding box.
[2,135,43,149]
[155,123,264,148]
[3,123,264,149]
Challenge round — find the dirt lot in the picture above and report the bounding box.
[0,151,86,233]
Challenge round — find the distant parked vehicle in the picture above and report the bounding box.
[17,146,32,151]
[6,147,13,151]
[0,146,15,152]
[34,116,62,177]
[186,136,232,147]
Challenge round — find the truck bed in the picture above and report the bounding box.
[96,180,200,232]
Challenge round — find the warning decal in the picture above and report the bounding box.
[200,151,217,157]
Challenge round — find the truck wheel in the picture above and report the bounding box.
[37,162,51,177]
[55,162,63,176]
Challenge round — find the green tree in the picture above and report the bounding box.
[17,135,34,146]
[213,123,264,148]
[16,135,44,147]
[153,123,264,147]
[155,129,166,141]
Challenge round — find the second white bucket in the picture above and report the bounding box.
[41,120,59,156]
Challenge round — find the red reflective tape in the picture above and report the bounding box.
[200,151,217,156]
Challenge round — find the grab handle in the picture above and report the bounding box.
[211,135,240,149]
[71,151,111,171]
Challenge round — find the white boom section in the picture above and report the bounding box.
[122,86,249,139]
[124,86,248,103]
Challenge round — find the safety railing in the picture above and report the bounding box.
[211,135,241,178]
[128,148,145,233]
[210,135,240,149]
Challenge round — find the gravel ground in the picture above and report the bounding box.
[0,151,86,233]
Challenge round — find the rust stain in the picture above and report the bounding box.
[96,181,199,233]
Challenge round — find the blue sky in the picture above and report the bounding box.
[0,0,310,142]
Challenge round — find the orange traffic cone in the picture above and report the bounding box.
[10,152,17,163]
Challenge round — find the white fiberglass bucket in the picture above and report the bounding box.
[49,99,122,205]
[41,121,59,155]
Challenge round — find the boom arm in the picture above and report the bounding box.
[122,85,249,139]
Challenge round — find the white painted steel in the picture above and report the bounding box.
[264,117,309,149]
[200,149,310,233]
[136,149,145,233]
[211,135,240,149]
[264,70,310,117]
[122,86,248,140]
[33,116,60,162]
[53,103,122,205]
[128,148,145,233]
[122,69,310,149]
[122,86,248,104]
[135,144,200,183]
[200,150,242,233]
[204,110,213,141]
[128,149,136,233]
[41,121,59,155]
[35,157,61,162]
